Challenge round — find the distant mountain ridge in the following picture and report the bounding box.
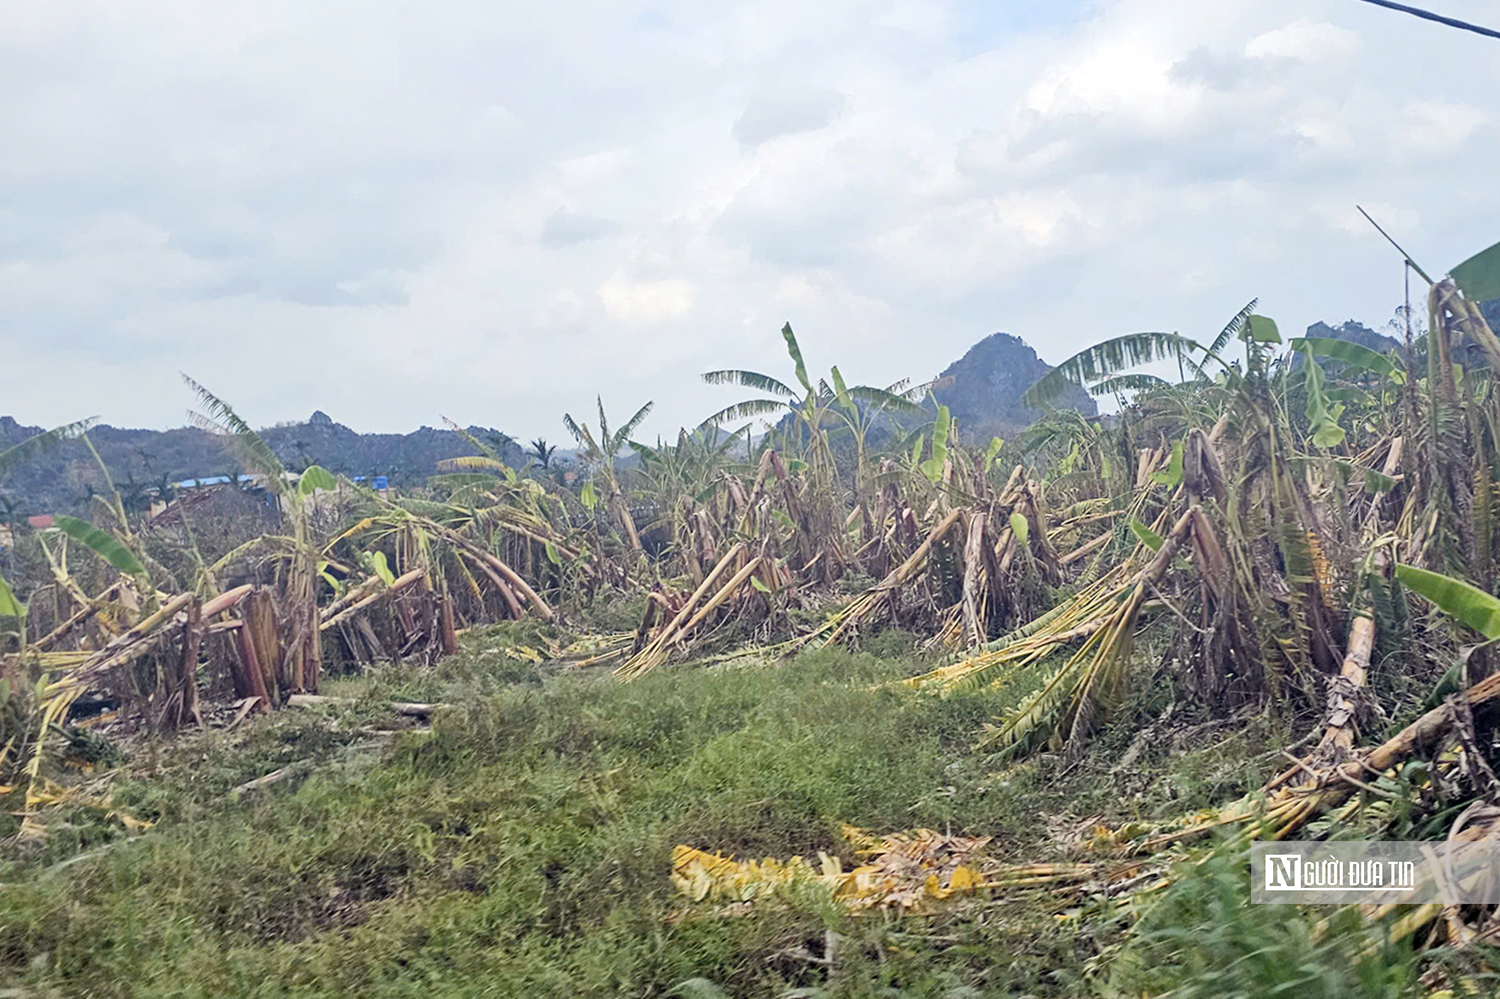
[0,413,514,517]
[1303,319,1403,354]
[5,312,1483,516]
[931,332,1098,441]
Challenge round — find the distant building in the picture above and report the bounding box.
[173,474,258,490]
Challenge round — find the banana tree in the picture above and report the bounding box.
[704,322,928,496]
[992,302,1363,756]
[0,419,148,638]
[822,370,928,506]
[563,397,654,552]
[702,323,834,471]
[629,425,750,573]
[186,375,338,692]
[1022,300,1257,410]
[0,571,23,653]
[1017,409,1124,502]
[1410,237,1500,583]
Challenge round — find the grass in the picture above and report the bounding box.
[1110,846,1427,999]
[0,626,1423,997]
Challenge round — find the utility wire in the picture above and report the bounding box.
[1351,0,1500,40]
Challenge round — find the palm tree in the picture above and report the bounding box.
[118,475,151,514]
[153,472,177,506]
[528,439,558,470]
[563,398,653,551]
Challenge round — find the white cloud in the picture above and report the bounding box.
[2,0,1499,440]
[1245,18,1361,61]
[597,276,696,324]
[1398,100,1489,151]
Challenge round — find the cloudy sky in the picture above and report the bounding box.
[3,0,1498,439]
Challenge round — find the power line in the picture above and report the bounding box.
[1351,0,1500,40]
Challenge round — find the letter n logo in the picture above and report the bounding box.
[1265,854,1301,890]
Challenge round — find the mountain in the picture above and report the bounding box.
[0,333,1101,514]
[1302,319,1404,355]
[930,333,1098,441]
[0,413,518,517]
[10,309,1490,516]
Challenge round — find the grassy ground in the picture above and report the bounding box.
[0,625,1428,998]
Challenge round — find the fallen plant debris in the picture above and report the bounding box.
[672,824,1165,916]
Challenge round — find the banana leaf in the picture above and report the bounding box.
[1396,564,1500,640]
[0,571,23,619]
[1453,239,1500,304]
[51,515,145,577]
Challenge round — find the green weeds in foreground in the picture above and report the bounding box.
[1110,848,1425,999]
[0,631,1431,997]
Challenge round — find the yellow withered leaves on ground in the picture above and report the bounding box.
[672,846,821,903]
[671,823,1160,919]
[948,864,982,891]
[671,825,994,913]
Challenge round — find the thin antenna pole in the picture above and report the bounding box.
[1358,205,1434,286]
[1399,260,1420,441]
[1351,0,1500,41]
[1404,262,1414,353]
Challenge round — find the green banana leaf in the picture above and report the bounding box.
[297,464,338,496]
[1130,518,1164,552]
[51,515,145,577]
[1010,512,1029,545]
[1453,239,1500,304]
[0,571,24,619]
[1247,315,1281,344]
[1396,564,1500,640]
[1289,337,1397,380]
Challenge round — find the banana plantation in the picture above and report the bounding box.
[5,237,1500,996]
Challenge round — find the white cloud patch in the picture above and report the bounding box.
[597,276,696,324]
[2,0,1500,438]
[1398,100,1488,151]
[1245,18,1361,61]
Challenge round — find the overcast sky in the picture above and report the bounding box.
[3,0,1498,439]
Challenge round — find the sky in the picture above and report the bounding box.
[3,0,1499,440]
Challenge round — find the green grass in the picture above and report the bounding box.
[1109,847,1427,999]
[0,638,1074,997]
[0,628,1424,997]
